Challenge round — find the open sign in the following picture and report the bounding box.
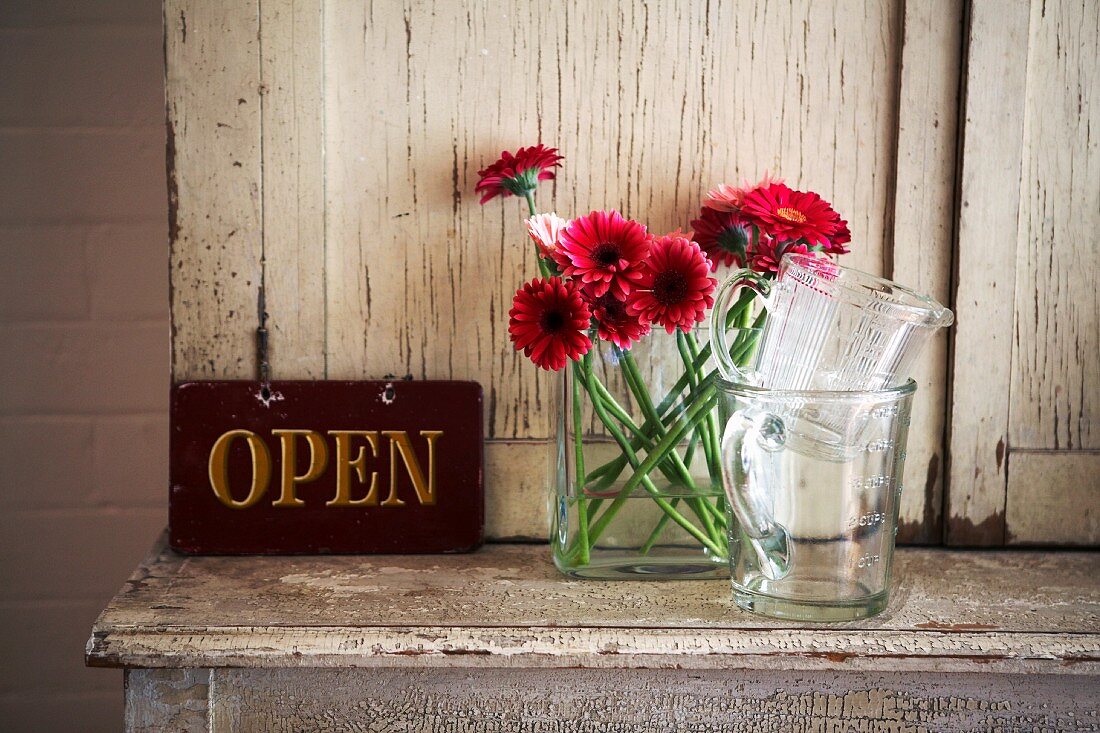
[169,380,483,554]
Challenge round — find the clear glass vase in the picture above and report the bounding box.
[549,332,732,579]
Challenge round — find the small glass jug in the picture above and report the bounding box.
[715,378,915,621]
[711,253,952,391]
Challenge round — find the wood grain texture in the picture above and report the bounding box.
[320,0,903,440]
[126,667,1097,732]
[167,0,263,380]
[125,668,209,733]
[890,0,963,543]
[1006,451,1100,545]
[259,0,326,378]
[166,0,962,540]
[88,538,1100,674]
[1009,0,1099,452]
[946,0,1031,545]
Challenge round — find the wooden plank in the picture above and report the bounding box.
[87,539,1100,674]
[259,0,326,379]
[195,667,1100,732]
[124,668,209,733]
[484,441,547,540]
[1006,451,1100,545]
[890,0,964,543]
[166,0,263,380]
[321,0,903,441]
[946,0,1031,545]
[1009,0,1099,452]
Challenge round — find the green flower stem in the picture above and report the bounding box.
[582,370,725,532]
[584,371,687,490]
[619,350,721,547]
[580,291,757,487]
[639,498,678,555]
[676,331,717,477]
[570,361,590,566]
[684,330,722,486]
[575,355,723,559]
[584,384,721,554]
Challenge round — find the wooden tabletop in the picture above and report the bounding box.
[87,535,1100,675]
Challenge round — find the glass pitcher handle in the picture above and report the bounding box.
[721,408,791,581]
[709,269,773,382]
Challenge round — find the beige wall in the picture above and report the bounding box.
[0,1,167,729]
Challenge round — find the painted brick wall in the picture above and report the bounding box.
[0,1,168,729]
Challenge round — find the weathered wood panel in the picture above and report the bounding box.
[167,0,263,380]
[125,668,209,733]
[130,667,1091,733]
[946,0,1031,545]
[1009,0,1099,452]
[88,539,1100,675]
[948,0,1100,546]
[890,0,963,543]
[321,0,903,441]
[1007,451,1100,545]
[259,0,326,379]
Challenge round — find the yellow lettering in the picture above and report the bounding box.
[271,429,328,507]
[325,430,380,506]
[208,429,272,509]
[381,430,442,506]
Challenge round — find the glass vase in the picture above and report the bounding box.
[549,331,734,579]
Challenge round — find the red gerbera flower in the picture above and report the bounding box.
[475,144,563,204]
[690,207,752,270]
[553,210,650,301]
[627,235,717,334]
[587,292,650,350]
[508,277,592,371]
[749,236,812,275]
[702,172,784,213]
[739,183,841,247]
[825,217,851,255]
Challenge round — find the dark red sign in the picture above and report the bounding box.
[169,380,483,554]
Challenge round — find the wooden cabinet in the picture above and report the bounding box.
[89,538,1100,730]
[163,0,1095,543]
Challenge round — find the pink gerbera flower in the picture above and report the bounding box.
[475,144,563,204]
[739,183,841,247]
[508,277,592,371]
[702,173,784,212]
[553,210,650,301]
[749,237,812,275]
[587,292,650,350]
[525,212,570,259]
[627,235,717,334]
[690,207,751,270]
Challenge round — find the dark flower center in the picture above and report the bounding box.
[540,309,565,333]
[653,271,688,305]
[596,296,626,325]
[591,242,621,267]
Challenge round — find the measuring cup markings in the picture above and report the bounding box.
[846,510,888,531]
[850,474,893,492]
[855,553,882,569]
[863,438,895,453]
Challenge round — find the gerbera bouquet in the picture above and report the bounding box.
[476,144,851,575]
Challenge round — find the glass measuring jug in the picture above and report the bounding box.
[711,254,953,390]
[716,377,916,621]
